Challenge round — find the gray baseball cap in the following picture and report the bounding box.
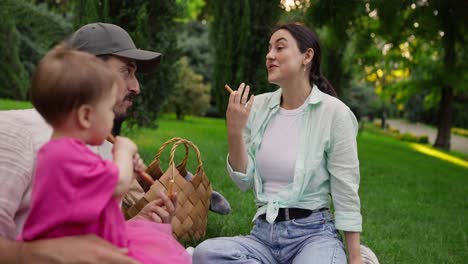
[69,23,162,72]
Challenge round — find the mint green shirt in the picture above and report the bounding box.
[227,86,362,232]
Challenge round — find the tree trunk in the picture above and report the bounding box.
[324,48,343,96]
[380,107,387,129]
[176,108,184,120]
[434,86,453,150]
[434,4,456,150]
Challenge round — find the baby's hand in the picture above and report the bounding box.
[113,136,138,155]
[133,153,146,173]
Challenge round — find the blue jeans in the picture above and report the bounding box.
[193,210,346,264]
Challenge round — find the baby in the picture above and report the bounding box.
[19,43,191,264]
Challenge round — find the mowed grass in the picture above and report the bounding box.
[123,114,467,264]
[0,99,32,110]
[2,98,466,263]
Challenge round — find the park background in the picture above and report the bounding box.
[1,0,467,263]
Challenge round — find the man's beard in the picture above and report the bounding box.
[113,93,135,120]
[113,104,129,121]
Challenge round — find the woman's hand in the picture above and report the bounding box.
[226,83,254,137]
[225,83,254,173]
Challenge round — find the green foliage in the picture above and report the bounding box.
[210,0,281,116]
[1,0,182,128]
[0,0,72,100]
[305,0,365,96]
[404,91,438,125]
[163,57,211,120]
[0,5,28,100]
[178,21,213,84]
[453,102,468,128]
[73,0,99,26]
[452,128,468,138]
[341,83,382,121]
[103,0,183,127]
[396,133,429,144]
[367,121,430,144]
[132,0,182,126]
[343,0,468,150]
[176,0,206,22]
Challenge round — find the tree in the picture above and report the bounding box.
[0,0,72,100]
[305,0,365,97]
[210,0,281,116]
[163,57,211,120]
[178,21,213,84]
[370,0,468,150]
[104,0,182,128]
[430,0,467,149]
[73,0,100,26]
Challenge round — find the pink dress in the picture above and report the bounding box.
[20,138,191,264]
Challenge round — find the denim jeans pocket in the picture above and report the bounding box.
[290,210,331,226]
[287,213,329,239]
[291,216,325,226]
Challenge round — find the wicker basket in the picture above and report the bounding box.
[127,138,212,241]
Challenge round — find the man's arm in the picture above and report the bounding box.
[0,124,35,239]
[0,235,139,264]
[0,237,21,263]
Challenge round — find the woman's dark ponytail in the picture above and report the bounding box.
[311,71,337,97]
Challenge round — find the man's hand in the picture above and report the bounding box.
[19,235,139,264]
[134,191,177,224]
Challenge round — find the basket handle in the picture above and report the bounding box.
[146,137,190,169]
[169,139,203,176]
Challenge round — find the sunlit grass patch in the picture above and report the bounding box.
[410,143,468,168]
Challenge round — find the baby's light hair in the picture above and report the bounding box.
[31,43,116,126]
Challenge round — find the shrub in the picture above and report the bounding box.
[451,128,468,138]
[162,57,211,120]
[397,133,429,144]
[388,127,400,135]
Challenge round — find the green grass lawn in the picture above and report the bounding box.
[2,99,466,263]
[0,99,32,110]
[123,114,467,264]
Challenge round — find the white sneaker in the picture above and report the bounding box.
[186,246,195,256]
[360,244,379,264]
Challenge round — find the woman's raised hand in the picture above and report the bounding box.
[226,83,254,136]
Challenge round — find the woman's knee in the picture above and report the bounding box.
[193,240,213,262]
[193,238,228,263]
[193,237,250,264]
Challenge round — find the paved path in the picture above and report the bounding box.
[386,119,468,155]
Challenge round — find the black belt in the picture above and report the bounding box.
[259,208,328,222]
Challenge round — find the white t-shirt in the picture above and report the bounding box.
[256,97,310,199]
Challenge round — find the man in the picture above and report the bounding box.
[0,23,174,263]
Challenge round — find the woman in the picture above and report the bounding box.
[194,23,362,264]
